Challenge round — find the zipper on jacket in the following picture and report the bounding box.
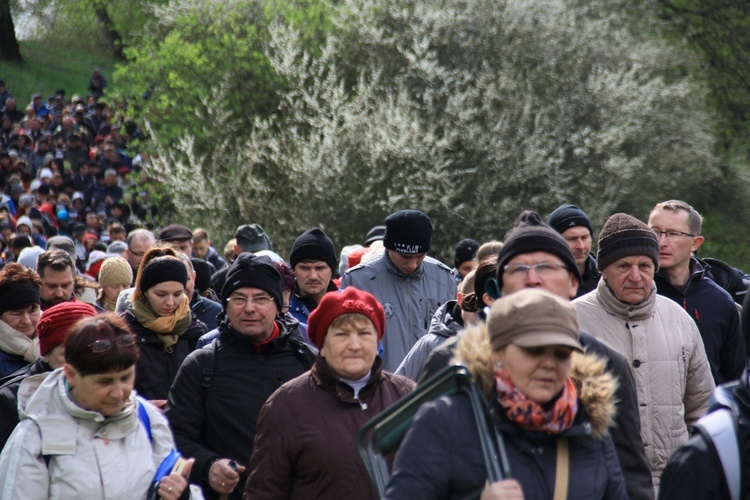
[354,396,368,410]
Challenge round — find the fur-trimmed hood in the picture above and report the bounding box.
[452,323,618,438]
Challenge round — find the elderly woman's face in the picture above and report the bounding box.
[495,344,573,404]
[1,303,41,338]
[321,316,378,380]
[65,364,135,416]
[145,281,184,317]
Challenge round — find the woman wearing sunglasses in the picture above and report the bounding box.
[124,247,205,404]
[0,313,193,499]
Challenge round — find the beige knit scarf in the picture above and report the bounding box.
[0,319,39,362]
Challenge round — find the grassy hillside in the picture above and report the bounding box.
[0,41,115,107]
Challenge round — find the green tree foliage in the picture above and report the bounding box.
[12,0,162,58]
[144,0,720,261]
[114,0,332,151]
[656,0,750,151]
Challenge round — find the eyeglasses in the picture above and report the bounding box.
[651,229,695,240]
[226,295,274,308]
[504,262,567,278]
[88,334,136,353]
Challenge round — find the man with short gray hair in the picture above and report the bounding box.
[574,212,714,492]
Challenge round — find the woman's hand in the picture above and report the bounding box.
[209,459,246,495]
[158,458,194,499]
[480,479,524,500]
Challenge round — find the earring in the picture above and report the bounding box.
[495,361,503,369]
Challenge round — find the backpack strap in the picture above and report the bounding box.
[201,338,219,392]
[136,396,152,443]
[695,408,740,500]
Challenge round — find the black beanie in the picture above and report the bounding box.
[289,228,337,271]
[364,225,386,246]
[0,281,40,316]
[547,204,593,236]
[383,210,433,255]
[597,213,659,271]
[138,256,188,294]
[454,238,480,269]
[190,257,212,294]
[496,211,581,283]
[222,253,283,310]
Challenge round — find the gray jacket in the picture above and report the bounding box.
[340,253,456,372]
[395,300,463,381]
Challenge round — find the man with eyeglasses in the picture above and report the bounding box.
[166,253,316,500]
[574,212,714,494]
[647,200,744,385]
[417,210,654,500]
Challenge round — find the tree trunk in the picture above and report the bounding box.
[0,0,22,62]
[95,5,125,61]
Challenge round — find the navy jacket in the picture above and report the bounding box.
[655,258,745,384]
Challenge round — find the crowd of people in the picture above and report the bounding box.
[0,75,748,500]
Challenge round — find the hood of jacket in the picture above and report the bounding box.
[428,300,464,339]
[17,368,139,451]
[451,323,617,438]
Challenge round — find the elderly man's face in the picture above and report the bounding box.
[600,255,655,305]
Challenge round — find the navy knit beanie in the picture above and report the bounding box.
[547,204,593,236]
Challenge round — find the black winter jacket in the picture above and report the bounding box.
[655,258,745,384]
[659,374,750,499]
[0,358,51,449]
[124,310,206,400]
[165,320,317,500]
[577,254,601,298]
[417,330,653,500]
[386,325,627,499]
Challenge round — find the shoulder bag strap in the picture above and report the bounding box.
[553,436,569,500]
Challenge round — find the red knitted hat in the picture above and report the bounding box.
[38,301,97,356]
[307,287,386,350]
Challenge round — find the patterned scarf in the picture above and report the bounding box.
[495,368,578,434]
[132,295,192,347]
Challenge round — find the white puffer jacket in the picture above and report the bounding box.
[0,368,174,500]
[573,279,714,492]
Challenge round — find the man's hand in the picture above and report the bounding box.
[209,459,246,494]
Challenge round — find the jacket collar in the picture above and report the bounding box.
[383,251,425,279]
[311,356,384,404]
[655,257,705,294]
[595,277,655,321]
